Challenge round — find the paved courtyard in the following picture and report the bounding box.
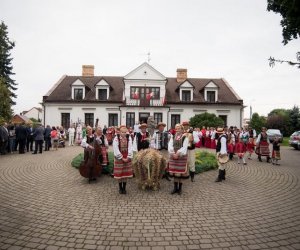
[0,146,299,250]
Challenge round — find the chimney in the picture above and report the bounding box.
[82,65,94,77]
[176,68,187,83]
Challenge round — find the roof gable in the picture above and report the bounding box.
[178,80,195,89]
[71,79,85,86]
[204,80,219,88]
[124,62,166,80]
[95,79,109,87]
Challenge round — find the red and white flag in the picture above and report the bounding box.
[133,89,139,99]
[146,92,154,100]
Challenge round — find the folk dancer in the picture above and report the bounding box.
[215,127,229,182]
[235,129,247,165]
[113,125,133,194]
[154,122,171,181]
[168,124,189,194]
[271,137,281,165]
[133,123,150,152]
[95,126,109,169]
[227,126,236,160]
[247,126,256,159]
[182,121,199,182]
[255,127,271,163]
[81,126,100,182]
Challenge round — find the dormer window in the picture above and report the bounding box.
[74,88,83,100]
[204,81,219,102]
[98,89,108,101]
[182,90,191,101]
[179,81,194,102]
[95,79,110,101]
[207,91,216,102]
[71,79,85,100]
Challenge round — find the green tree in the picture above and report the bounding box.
[267,0,300,68]
[0,21,17,104]
[249,112,267,133]
[189,112,224,129]
[267,0,300,45]
[0,77,13,122]
[288,105,300,132]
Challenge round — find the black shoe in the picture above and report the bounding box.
[122,182,127,194]
[171,182,178,194]
[215,169,223,182]
[178,183,182,195]
[190,172,195,182]
[258,156,262,162]
[119,183,123,194]
[32,152,37,154]
[221,169,226,180]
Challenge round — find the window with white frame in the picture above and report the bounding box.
[74,88,83,100]
[95,80,110,100]
[181,90,191,101]
[71,79,85,100]
[207,91,216,102]
[204,81,218,102]
[98,89,108,101]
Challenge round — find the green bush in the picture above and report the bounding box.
[72,150,218,175]
[195,150,218,174]
[71,151,114,175]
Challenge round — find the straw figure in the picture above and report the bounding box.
[132,148,166,190]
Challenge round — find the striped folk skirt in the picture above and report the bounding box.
[255,141,270,156]
[113,159,133,179]
[100,146,109,166]
[272,150,281,160]
[168,155,189,178]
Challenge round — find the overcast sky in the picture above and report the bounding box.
[1,0,299,118]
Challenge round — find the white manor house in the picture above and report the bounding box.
[42,62,244,129]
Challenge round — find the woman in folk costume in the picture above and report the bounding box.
[227,126,236,160]
[271,137,281,165]
[255,127,271,163]
[247,126,256,160]
[94,126,109,169]
[113,125,133,194]
[205,128,211,148]
[168,123,189,195]
[235,128,247,165]
[210,127,217,149]
[194,128,202,148]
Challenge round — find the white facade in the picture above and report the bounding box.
[43,63,244,129]
[23,107,43,123]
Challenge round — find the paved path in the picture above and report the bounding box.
[0,146,299,250]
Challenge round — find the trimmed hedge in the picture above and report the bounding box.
[72,150,218,175]
[71,152,114,174]
[195,150,218,174]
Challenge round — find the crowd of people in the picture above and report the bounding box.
[1,120,281,195]
[0,122,70,155]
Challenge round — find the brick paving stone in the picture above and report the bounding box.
[0,146,300,249]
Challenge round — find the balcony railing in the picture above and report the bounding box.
[124,96,165,107]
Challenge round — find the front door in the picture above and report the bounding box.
[139,112,150,124]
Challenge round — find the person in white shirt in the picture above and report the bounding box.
[68,125,75,146]
[215,127,229,182]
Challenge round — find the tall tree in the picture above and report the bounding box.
[249,113,267,134]
[189,112,224,129]
[0,77,13,122]
[267,0,300,68]
[288,105,300,132]
[267,0,300,45]
[0,21,17,105]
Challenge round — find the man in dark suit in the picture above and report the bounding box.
[26,123,34,152]
[0,122,9,155]
[32,123,45,154]
[16,122,28,154]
